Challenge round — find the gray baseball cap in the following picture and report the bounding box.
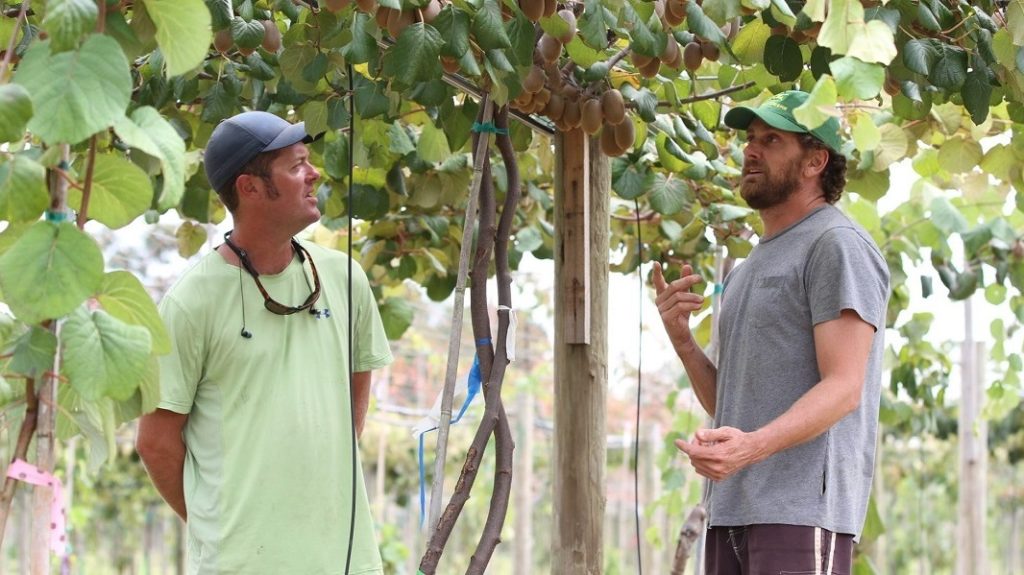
[204,111,315,192]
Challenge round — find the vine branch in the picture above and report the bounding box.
[0,0,31,81]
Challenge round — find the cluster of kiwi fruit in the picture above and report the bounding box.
[213,20,283,56]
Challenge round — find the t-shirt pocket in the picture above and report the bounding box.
[752,274,788,329]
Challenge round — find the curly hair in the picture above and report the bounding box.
[797,134,847,204]
[215,148,285,212]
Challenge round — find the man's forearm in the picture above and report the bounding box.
[675,338,717,416]
[352,371,372,437]
[140,447,188,521]
[750,374,860,462]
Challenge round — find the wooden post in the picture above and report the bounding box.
[553,130,609,573]
[956,295,988,575]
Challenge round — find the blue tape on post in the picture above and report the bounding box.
[417,354,485,526]
[471,122,508,135]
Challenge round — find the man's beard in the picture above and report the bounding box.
[740,156,802,210]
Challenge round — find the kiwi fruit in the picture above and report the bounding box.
[523,65,546,94]
[613,119,635,151]
[214,29,233,54]
[544,93,566,122]
[261,20,281,52]
[561,99,582,129]
[538,34,562,64]
[580,98,603,135]
[683,41,702,71]
[600,123,624,156]
[601,89,626,125]
[883,74,900,97]
[630,52,654,69]
[520,0,545,22]
[542,0,557,17]
[639,56,662,78]
[560,83,580,100]
[661,37,680,68]
[441,56,460,74]
[387,9,415,38]
[375,7,393,28]
[421,0,442,23]
[700,41,719,62]
[665,0,686,26]
[556,9,577,44]
[355,0,376,12]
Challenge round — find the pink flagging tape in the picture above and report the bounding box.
[6,459,68,556]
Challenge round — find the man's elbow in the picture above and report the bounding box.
[839,380,864,416]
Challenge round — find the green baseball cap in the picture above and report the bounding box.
[724,90,842,153]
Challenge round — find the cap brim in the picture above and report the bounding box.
[264,121,319,151]
[724,107,808,136]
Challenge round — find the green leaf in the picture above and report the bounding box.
[872,123,908,170]
[818,0,859,55]
[388,122,416,155]
[300,99,328,137]
[579,0,608,50]
[344,12,379,64]
[175,220,206,258]
[142,0,213,76]
[916,2,940,33]
[830,56,883,100]
[8,327,57,379]
[961,68,993,125]
[383,23,444,88]
[0,84,32,144]
[793,75,838,131]
[69,154,153,229]
[43,0,98,52]
[379,297,415,339]
[937,137,983,174]
[63,307,151,401]
[0,155,49,223]
[1007,0,1024,46]
[113,106,186,211]
[902,38,940,76]
[851,113,881,152]
[847,20,896,65]
[434,4,471,58]
[0,222,104,325]
[732,18,772,66]
[626,4,660,57]
[612,159,655,200]
[930,197,968,234]
[417,122,452,163]
[14,35,131,145]
[929,45,968,89]
[507,12,535,67]
[230,16,265,50]
[96,271,171,355]
[685,1,725,44]
[846,168,889,201]
[763,34,802,82]
[350,184,390,220]
[472,0,512,51]
[648,173,691,215]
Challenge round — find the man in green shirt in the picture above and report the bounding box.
[137,111,393,574]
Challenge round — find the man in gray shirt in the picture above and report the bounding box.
[654,90,889,574]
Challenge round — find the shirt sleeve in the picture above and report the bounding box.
[156,296,202,414]
[805,226,890,332]
[351,262,393,372]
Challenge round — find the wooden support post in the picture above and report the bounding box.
[558,128,590,344]
[553,130,609,574]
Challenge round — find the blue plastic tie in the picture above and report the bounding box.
[45,210,70,223]
[417,354,484,526]
[471,121,508,135]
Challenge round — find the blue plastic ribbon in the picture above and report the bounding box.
[45,210,70,223]
[417,350,486,526]
[471,121,508,135]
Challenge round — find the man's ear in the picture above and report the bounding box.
[235,174,261,201]
[804,148,829,177]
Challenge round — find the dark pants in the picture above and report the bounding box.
[706,524,854,575]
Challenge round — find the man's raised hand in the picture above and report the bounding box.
[653,262,705,354]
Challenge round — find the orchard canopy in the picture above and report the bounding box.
[0,0,1023,463]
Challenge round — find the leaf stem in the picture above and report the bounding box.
[0,0,31,82]
[77,135,99,229]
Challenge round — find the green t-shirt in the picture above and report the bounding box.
[157,240,393,574]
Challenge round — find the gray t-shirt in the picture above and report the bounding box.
[709,204,889,537]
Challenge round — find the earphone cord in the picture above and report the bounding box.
[343,63,357,575]
[634,198,643,575]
